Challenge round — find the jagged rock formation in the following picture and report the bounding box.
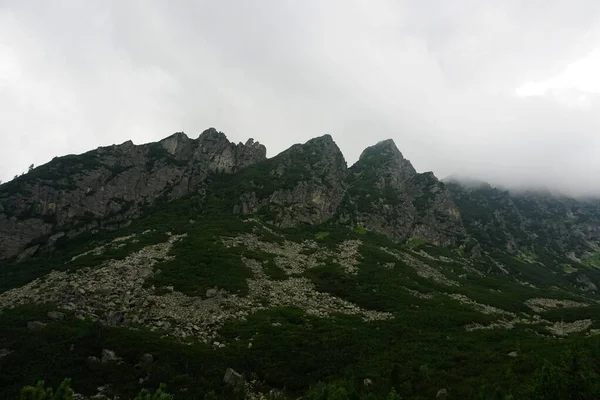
[0,128,266,260]
[340,140,464,245]
[231,135,348,226]
[6,126,600,267]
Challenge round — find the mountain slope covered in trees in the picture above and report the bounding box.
[2,129,600,399]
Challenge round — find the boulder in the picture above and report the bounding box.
[27,321,46,330]
[48,311,66,321]
[138,353,154,368]
[87,356,100,365]
[0,348,13,358]
[101,349,122,363]
[436,388,448,400]
[223,368,244,387]
[106,311,125,325]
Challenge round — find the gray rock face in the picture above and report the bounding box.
[0,128,266,260]
[235,135,348,227]
[445,180,600,258]
[101,349,122,363]
[436,388,448,400]
[577,274,598,292]
[223,367,244,387]
[0,130,468,257]
[341,140,465,245]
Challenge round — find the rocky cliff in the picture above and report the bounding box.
[340,140,464,245]
[0,128,266,260]
[445,179,600,258]
[0,129,473,261]
[228,134,348,226]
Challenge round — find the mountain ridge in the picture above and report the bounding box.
[0,130,461,261]
[4,129,600,398]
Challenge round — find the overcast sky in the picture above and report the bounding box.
[2,1,600,195]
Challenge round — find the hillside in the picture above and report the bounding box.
[2,130,600,399]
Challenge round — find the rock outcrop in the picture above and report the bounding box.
[340,139,464,245]
[232,134,348,227]
[445,179,600,257]
[0,128,266,260]
[0,130,469,260]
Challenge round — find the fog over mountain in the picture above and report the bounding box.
[2,1,600,196]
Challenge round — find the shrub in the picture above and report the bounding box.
[20,379,73,400]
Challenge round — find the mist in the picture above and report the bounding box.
[2,1,600,196]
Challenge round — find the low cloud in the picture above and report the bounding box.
[2,1,600,196]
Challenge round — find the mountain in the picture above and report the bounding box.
[2,129,600,399]
[0,128,266,260]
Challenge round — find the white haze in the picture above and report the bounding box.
[2,1,600,196]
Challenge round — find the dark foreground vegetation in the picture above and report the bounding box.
[4,301,600,400]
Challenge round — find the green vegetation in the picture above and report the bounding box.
[354,225,367,234]
[6,148,600,399]
[404,237,425,249]
[20,379,73,400]
[19,379,175,400]
[562,264,578,273]
[315,231,330,240]
[583,251,600,268]
[134,384,174,400]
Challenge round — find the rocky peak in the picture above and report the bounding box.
[353,139,417,190]
[232,135,348,227]
[342,139,464,246]
[159,132,193,157]
[198,127,226,142]
[0,128,267,260]
[277,134,347,178]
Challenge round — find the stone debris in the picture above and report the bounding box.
[223,234,328,275]
[70,245,106,262]
[112,234,136,243]
[524,298,588,313]
[0,232,389,346]
[547,319,592,336]
[436,388,448,400]
[47,311,65,320]
[70,234,138,262]
[465,314,549,332]
[336,240,362,274]
[448,294,514,316]
[0,348,12,358]
[223,234,363,276]
[403,287,434,299]
[491,260,510,275]
[516,280,538,289]
[416,250,455,264]
[382,248,459,286]
[223,368,244,387]
[101,349,122,363]
[27,321,46,330]
[246,273,391,322]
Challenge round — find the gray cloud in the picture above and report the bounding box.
[2,0,600,195]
